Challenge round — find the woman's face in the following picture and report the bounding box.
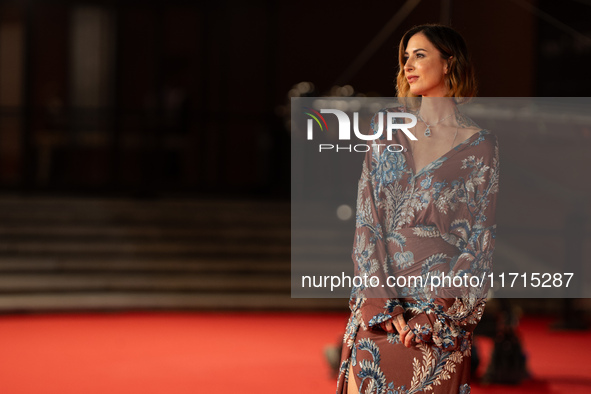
[403,33,449,97]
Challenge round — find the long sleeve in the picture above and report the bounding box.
[351,112,406,330]
[406,134,500,351]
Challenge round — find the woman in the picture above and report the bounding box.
[336,24,499,393]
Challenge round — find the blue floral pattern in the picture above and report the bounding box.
[337,108,499,394]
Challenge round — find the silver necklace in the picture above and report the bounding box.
[417,113,454,137]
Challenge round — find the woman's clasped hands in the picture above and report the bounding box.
[380,314,421,348]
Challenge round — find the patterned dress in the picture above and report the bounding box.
[336,107,500,394]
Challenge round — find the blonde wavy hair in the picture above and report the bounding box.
[396,24,477,105]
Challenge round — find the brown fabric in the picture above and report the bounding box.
[336,108,500,394]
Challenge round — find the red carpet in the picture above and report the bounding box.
[0,312,589,393]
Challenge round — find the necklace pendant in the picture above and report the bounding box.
[424,127,431,137]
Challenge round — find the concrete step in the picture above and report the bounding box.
[0,239,290,255]
[0,198,290,224]
[0,196,300,311]
[0,197,357,311]
[0,257,290,273]
[0,292,347,312]
[0,273,290,293]
[0,225,291,238]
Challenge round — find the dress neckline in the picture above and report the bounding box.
[406,129,486,178]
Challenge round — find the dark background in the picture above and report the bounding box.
[1,0,589,197]
[0,0,590,315]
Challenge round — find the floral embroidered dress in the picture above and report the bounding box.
[336,108,500,394]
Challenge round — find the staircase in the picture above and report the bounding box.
[0,196,344,312]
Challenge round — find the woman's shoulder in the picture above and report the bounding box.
[464,129,499,159]
[475,129,498,145]
[456,110,497,147]
[458,126,490,143]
